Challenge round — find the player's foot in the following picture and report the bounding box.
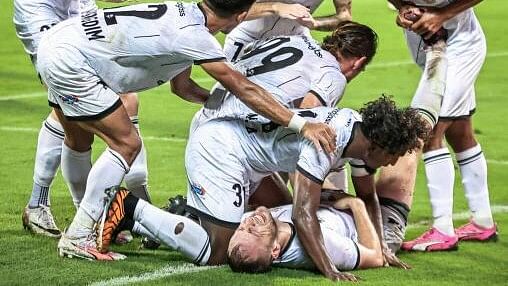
[97,188,130,253]
[58,231,126,261]
[115,230,134,245]
[455,220,498,242]
[401,227,458,251]
[22,205,61,238]
[140,195,187,250]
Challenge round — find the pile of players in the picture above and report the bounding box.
[14,0,497,281]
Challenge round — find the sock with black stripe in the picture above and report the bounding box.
[29,117,64,207]
[424,147,455,235]
[456,144,494,228]
[134,198,211,265]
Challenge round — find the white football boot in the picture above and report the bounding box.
[22,205,61,238]
[58,230,126,261]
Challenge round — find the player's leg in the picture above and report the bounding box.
[446,117,497,241]
[22,110,64,237]
[248,173,292,209]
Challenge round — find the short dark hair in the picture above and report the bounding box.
[321,21,378,64]
[359,95,430,154]
[227,244,272,274]
[204,0,255,18]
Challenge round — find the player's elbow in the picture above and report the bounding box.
[358,248,384,269]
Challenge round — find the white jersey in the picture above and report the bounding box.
[38,1,225,94]
[186,107,371,223]
[225,0,324,60]
[13,0,82,60]
[241,204,360,270]
[193,35,346,131]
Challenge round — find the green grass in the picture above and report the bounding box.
[1,0,507,285]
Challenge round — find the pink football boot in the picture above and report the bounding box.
[455,220,498,242]
[401,227,459,251]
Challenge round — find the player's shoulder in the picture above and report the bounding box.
[163,1,207,30]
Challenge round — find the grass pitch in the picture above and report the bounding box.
[1,0,507,285]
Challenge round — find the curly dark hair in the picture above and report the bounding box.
[321,21,378,64]
[227,244,272,274]
[204,0,255,18]
[359,96,430,155]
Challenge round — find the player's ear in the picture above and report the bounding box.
[353,56,368,71]
[235,11,248,23]
[271,242,281,260]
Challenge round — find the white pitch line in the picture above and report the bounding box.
[2,126,508,164]
[407,204,508,229]
[89,263,221,286]
[2,51,507,101]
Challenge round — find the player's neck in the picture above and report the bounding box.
[198,2,222,35]
[343,124,370,160]
[276,221,294,257]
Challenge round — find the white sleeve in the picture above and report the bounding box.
[175,28,226,64]
[309,69,346,107]
[296,141,333,184]
[349,159,376,177]
[323,228,360,271]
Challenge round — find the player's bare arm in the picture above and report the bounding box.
[411,0,483,37]
[311,0,352,31]
[333,196,384,269]
[245,2,312,21]
[200,60,337,153]
[298,91,326,109]
[170,67,210,104]
[353,175,411,269]
[292,172,358,282]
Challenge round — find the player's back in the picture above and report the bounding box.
[38,1,223,93]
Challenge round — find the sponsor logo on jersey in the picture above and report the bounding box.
[59,94,80,105]
[176,2,186,16]
[324,108,340,124]
[81,10,105,41]
[191,184,205,195]
[302,36,322,58]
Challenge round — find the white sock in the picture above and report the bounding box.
[134,199,211,265]
[133,221,158,241]
[61,144,92,208]
[456,145,494,228]
[67,148,129,237]
[125,140,150,202]
[424,147,455,235]
[29,117,64,207]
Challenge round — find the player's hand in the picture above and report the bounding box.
[325,269,360,282]
[396,5,422,29]
[410,8,447,40]
[274,3,312,20]
[300,122,336,154]
[295,15,317,29]
[382,244,411,269]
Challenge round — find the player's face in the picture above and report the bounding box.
[364,145,402,169]
[228,207,277,261]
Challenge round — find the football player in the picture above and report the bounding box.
[98,97,428,281]
[13,0,150,242]
[379,0,497,252]
[227,191,384,279]
[224,0,353,61]
[36,0,336,260]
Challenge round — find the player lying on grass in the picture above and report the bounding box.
[227,190,384,279]
[36,0,338,261]
[98,96,429,281]
[13,0,149,243]
[377,0,497,252]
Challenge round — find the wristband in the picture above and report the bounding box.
[288,114,307,133]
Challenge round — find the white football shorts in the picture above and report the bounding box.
[37,39,121,120]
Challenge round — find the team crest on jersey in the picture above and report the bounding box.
[191,184,205,196]
[59,94,80,105]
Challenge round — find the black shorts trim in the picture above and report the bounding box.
[48,100,61,109]
[296,165,323,185]
[194,57,226,65]
[308,90,327,106]
[439,108,476,121]
[352,242,361,270]
[65,99,122,121]
[185,205,239,229]
[379,196,410,220]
